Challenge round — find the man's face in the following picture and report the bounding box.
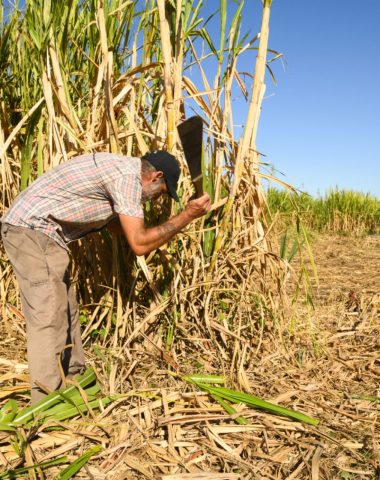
[141,170,168,203]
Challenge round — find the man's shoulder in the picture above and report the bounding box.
[92,153,141,175]
[120,155,142,173]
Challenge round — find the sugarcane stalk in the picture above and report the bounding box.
[208,0,273,275]
[98,0,119,153]
[157,0,175,151]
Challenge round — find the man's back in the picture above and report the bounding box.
[2,153,144,249]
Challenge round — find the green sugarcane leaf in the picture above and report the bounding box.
[55,390,86,418]
[41,396,116,422]
[279,230,288,260]
[229,0,244,52]
[54,381,101,415]
[211,394,248,425]
[27,27,41,51]
[196,384,319,426]
[12,369,96,426]
[40,393,98,418]
[59,369,98,395]
[184,374,225,385]
[0,423,17,432]
[267,52,283,64]
[11,390,62,426]
[198,27,217,57]
[266,63,277,86]
[0,399,17,424]
[288,239,302,263]
[0,456,68,479]
[54,445,101,479]
[219,0,227,62]
[186,0,204,37]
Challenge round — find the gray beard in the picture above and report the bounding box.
[141,183,164,203]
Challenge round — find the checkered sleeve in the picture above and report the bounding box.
[106,175,144,218]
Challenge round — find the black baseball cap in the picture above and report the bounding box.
[142,150,180,202]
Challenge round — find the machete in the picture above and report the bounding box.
[177,116,203,198]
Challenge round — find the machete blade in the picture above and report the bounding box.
[177,116,203,197]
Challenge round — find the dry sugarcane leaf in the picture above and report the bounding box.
[160,475,241,480]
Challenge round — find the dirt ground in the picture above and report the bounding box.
[307,233,380,300]
[1,234,379,479]
[276,233,380,479]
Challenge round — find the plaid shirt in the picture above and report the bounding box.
[2,153,144,250]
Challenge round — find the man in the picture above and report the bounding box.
[1,150,211,403]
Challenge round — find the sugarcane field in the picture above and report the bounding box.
[0,1,379,479]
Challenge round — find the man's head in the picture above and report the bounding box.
[141,151,180,203]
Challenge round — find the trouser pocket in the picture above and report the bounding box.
[4,227,50,285]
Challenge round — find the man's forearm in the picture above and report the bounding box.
[119,193,211,256]
[136,210,192,255]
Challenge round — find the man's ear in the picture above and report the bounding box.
[153,170,164,182]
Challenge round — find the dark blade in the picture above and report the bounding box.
[177,116,203,197]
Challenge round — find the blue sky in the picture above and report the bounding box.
[231,0,380,197]
[3,1,379,197]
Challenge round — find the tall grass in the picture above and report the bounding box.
[0,0,288,393]
[267,188,380,235]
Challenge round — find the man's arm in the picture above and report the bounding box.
[119,193,211,256]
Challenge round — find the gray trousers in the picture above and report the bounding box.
[1,223,85,403]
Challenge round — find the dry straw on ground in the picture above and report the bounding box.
[1,238,380,479]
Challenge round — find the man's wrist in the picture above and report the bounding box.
[179,208,195,226]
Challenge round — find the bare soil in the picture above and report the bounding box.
[308,233,380,301]
[271,233,380,479]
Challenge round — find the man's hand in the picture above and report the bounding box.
[119,193,212,256]
[184,193,212,220]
